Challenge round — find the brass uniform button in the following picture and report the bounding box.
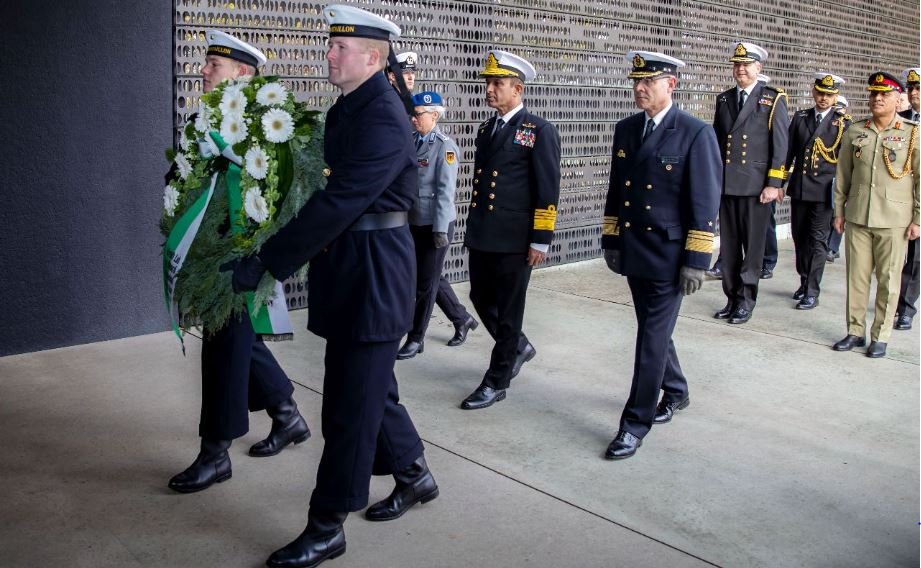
[474,179,479,184]
[322,168,331,177]
[489,193,495,199]
[741,160,746,164]
[728,134,733,139]
[492,171,498,177]
[742,152,746,156]
[490,181,496,188]
[645,205,651,210]
[646,184,653,190]
[726,159,731,164]
[624,222,631,228]
[742,134,748,140]
[472,202,477,208]
[473,191,478,196]
[476,168,482,174]
[625,180,631,187]
[624,201,630,206]
[646,227,652,231]
[488,204,494,211]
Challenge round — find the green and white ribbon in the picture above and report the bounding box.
[163,174,217,352]
[211,131,293,337]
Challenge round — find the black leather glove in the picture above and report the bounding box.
[433,232,449,248]
[220,255,266,293]
[679,266,705,296]
[603,249,621,274]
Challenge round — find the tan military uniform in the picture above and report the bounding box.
[835,117,920,342]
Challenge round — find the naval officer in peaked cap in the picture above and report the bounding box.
[460,49,562,410]
[387,50,418,91]
[785,72,851,310]
[230,5,437,567]
[601,50,721,459]
[712,41,789,325]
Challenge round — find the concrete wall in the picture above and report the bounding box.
[0,1,173,356]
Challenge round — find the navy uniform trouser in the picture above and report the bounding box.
[467,248,532,390]
[620,277,688,439]
[898,238,920,318]
[720,195,773,310]
[408,221,469,341]
[791,199,833,297]
[200,314,294,440]
[309,339,424,512]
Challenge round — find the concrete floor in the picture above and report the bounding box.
[1,241,918,568]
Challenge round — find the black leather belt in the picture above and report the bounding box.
[348,211,408,231]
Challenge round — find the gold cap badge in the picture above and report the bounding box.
[734,43,747,57]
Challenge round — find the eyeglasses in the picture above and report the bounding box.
[412,110,433,118]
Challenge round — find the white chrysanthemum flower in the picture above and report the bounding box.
[220,113,248,145]
[244,187,270,223]
[219,87,247,116]
[262,109,295,143]
[178,128,191,151]
[163,184,180,216]
[244,146,269,180]
[195,105,211,134]
[256,82,288,107]
[174,153,192,180]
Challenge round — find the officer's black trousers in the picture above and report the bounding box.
[827,219,844,254]
[199,314,294,440]
[720,195,773,310]
[764,202,778,269]
[408,222,468,342]
[310,339,423,512]
[791,199,833,297]
[467,248,532,390]
[898,238,920,318]
[620,277,688,439]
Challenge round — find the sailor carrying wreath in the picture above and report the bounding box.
[161,72,325,348]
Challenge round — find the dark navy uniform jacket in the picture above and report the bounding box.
[785,107,851,203]
[464,108,561,253]
[258,72,417,342]
[602,106,722,280]
[714,82,790,196]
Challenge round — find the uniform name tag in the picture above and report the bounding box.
[514,128,536,148]
[659,155,680,164]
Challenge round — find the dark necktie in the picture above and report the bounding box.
[816,113,823,126]
[738,89,747,110]
[642,118,655,142]
[913,111,919,122]
[415,135,423,152]
[492,118,505,140]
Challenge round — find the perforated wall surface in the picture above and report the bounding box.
[173,0,920,309]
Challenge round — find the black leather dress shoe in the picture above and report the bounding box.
[714,303,734,320]
[894,314,913,330]
[728,307,752,324]
[510,343,537,379]
[169,438,232,493]
[250,398,311,458]
[365,456,438,522]
[760,267,774,279]
[826,251,839,263]
[267,511,348,568]
[396,339,424,360]
[653,397,690,424]
[832,335,866,351]
[460,385,506,410]
[447,316,479,347]
[705,267,722,280]
[792,286,806,301]
[866,341,887,358]
[604,431,642,460]
[795,296,818,310]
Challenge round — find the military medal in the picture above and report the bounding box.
[514,126,536,148]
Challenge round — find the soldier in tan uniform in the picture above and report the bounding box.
[832,71,920,358]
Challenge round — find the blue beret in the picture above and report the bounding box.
[411,91,443,106]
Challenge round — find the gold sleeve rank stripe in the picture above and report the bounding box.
[768,166,786,179]
[685,230,714,253]
[533,205,558,231]
[602,215,620,236]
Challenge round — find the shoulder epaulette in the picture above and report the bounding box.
[904,118,919,127]
[763,85,784,94]
[434,130,450,142]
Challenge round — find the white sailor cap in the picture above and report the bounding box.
[625,51,685,79]
[814,72,845,93]
[479,50,536,83]
[836,95,848,108]
[395,51,418,71]
[904,67,921,86]
[323,4,400,41]
[206,30,267,68]
[729,42,768,63]
[757,73,771,83]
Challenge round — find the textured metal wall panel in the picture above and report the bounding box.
[174,0,920,308]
